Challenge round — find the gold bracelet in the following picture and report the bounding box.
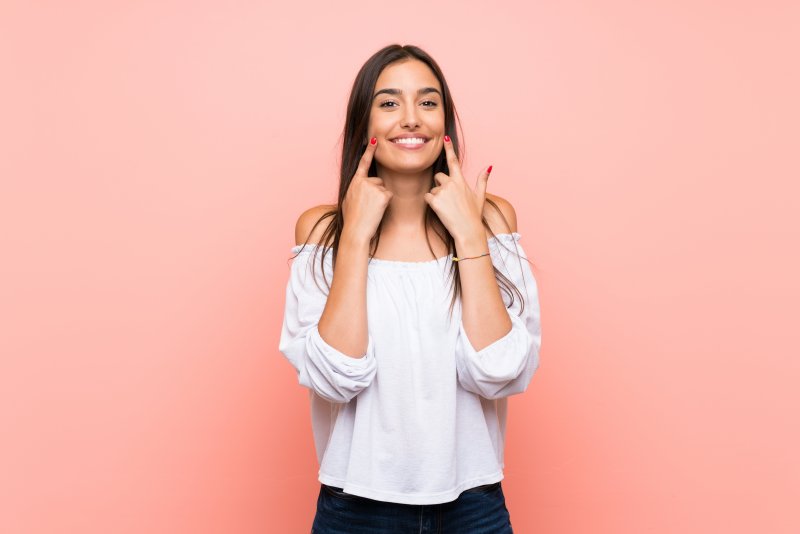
[453,251,491,262]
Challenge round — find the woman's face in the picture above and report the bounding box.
[367,59,446,174]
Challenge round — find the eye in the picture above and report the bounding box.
[378,100,440,108]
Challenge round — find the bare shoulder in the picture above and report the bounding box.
[295,204,337,246]
[483,192,518,236]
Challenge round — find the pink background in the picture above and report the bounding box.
[2,1,798,532]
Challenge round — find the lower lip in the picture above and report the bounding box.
[390,140,429,151]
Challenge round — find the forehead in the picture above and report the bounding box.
[375,59,440,90]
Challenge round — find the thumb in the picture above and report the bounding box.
[475,165,491,201]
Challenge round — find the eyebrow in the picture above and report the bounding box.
[372,87,442,100]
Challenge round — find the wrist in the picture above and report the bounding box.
[341,226,373,248]
[454,229,489,258]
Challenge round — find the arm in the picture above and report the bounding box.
[454,196,542,399]
[295,206,371,358]
[316,236,372,359]
[278,206,377,403]
[456,195,517,351]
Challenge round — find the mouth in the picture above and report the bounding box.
[389,137,430,150]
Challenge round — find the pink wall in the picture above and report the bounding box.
[2,1,798,532]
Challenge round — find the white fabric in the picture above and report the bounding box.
[278,232,541,505]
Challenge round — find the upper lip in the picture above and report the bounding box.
[389,134,430,141]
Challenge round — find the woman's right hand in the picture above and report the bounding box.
[341,137,393,243]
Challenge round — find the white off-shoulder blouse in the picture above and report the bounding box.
[278,232,542,505]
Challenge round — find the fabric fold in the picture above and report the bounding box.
[279,247,377,403]
[455,232,542,399]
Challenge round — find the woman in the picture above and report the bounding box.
[279,44,542,533]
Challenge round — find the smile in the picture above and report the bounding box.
[391,138,429,150]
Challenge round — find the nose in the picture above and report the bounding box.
[401,104,420,129]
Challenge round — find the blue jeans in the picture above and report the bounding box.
[311,481,514,533]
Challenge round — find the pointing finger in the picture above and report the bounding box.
[475,165,491,206]
[355,137,378,178]
[443,135,463,182]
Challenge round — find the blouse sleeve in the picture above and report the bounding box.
[455,232,542,400]
[278,245,378,403]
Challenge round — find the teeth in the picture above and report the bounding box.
[393,138,426,144]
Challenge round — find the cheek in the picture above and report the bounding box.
[369,114,394,132]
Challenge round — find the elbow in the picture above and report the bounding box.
[300,365,375,404]
[456,324,540,400]
[300,325,378,403]
[471,348,539,400]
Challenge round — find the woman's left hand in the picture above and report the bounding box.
[424,135,491,242]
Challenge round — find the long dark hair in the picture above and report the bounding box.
[292,43,531,319]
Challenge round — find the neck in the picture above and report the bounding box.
[377,164,434,233]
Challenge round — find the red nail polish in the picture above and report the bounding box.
[444,135,450,142]
[370,137,376,145]
[487,165,493,174]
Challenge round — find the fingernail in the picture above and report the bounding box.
[444,135,450,143]
[487,165,493,174]
[370,137,377,145]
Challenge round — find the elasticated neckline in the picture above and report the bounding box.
[289,232,521,269]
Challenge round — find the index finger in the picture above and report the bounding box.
[355,137,378,178]
[443,135,463,181]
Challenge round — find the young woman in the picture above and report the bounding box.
[279,44,542,533]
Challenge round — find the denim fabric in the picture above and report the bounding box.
[310,482,514,533]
